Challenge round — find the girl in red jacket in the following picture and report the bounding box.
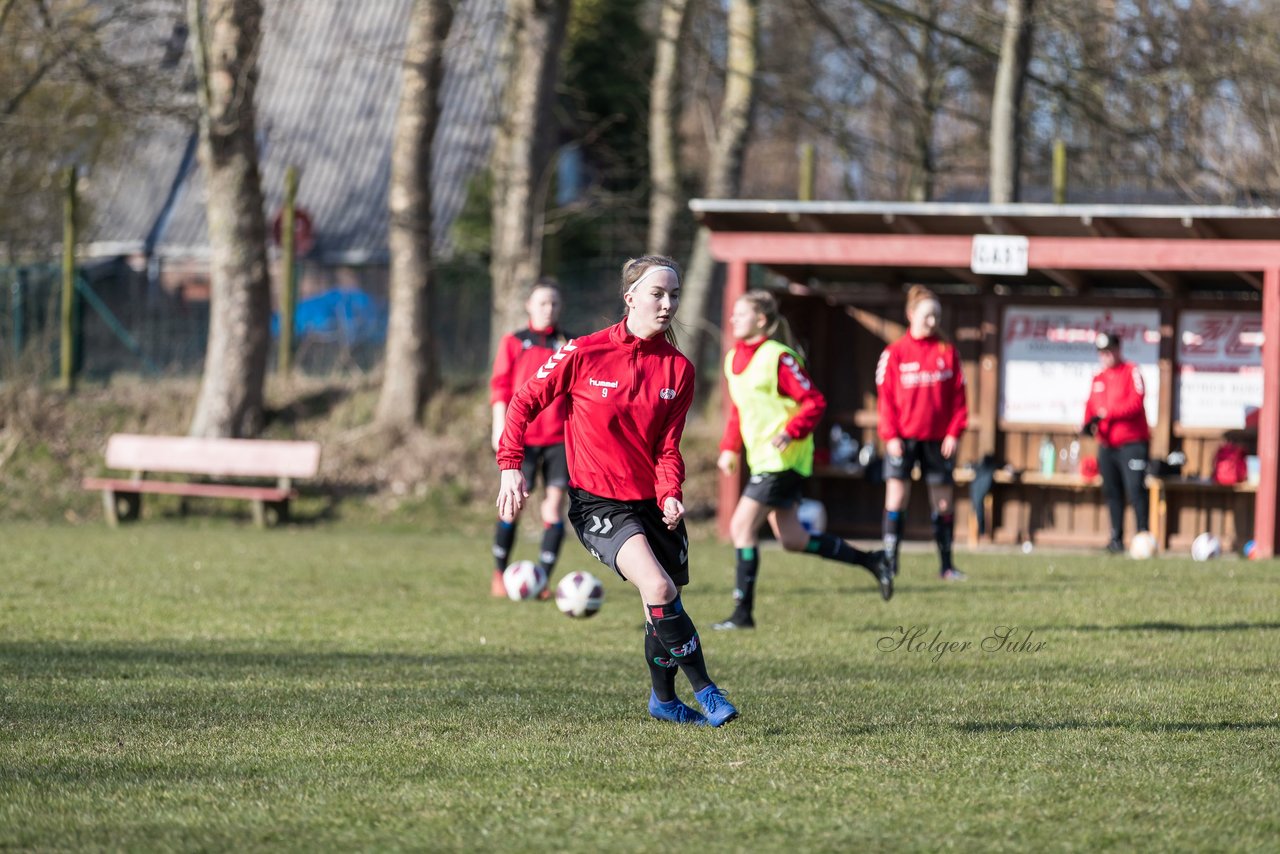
[876,285,969,581]
[713,289,892,632]
[1081,331,1150,553]
[488,278,572,598]
[496,256,738,728]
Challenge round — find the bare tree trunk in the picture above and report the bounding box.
[647,0,690,257]
[186,0,271,438]
[376,0,454,429]
[488,0,569,358]
[906,4,941,203]
[989,0,1035,204]
[678,0,757,363]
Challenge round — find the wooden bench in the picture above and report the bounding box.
[82,434,321,527]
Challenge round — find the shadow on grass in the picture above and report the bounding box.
[1060,621,1280,633]
[956,720,1280,733]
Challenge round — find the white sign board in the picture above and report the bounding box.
[971,234,1029,276]
[1000,306,1161,425]
[1176,310,1263,429]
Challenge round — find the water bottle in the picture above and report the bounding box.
[1067,439,1081,474]
[1039,437,1056,475]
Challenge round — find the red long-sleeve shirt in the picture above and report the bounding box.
[490,325,571,446]
[876,333,968,442]
[497,320,695,507]
[1083,361,1150,447]
[719,339,826,453]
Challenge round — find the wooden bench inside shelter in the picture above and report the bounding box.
[82,434,322,527]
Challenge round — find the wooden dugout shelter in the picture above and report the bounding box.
[692,200,1280,558]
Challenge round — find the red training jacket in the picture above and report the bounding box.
[489,324,571,446]
[497,319,695,507]
[1083,361,1150,447]
[876,333,968,442]
[719,338,826,453]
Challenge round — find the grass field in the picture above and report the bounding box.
[3,521,1279,852]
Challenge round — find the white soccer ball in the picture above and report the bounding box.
[1128,532,1156,560]
[1191,532,1222,562]
[797,498,827,535]
[502,560,547,601]
[554,570,605,618]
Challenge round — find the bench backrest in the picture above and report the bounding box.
[104,434,321,479]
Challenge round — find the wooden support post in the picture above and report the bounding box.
[1254,266,1280,558]
[718,260,750,540]
[1152,304,1175,462]
[279,165,300,377]
[978,300,1000,460]
[60,166,77,392]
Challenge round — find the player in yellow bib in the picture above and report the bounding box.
[714,290,894,631]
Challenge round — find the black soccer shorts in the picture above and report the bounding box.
[882,438,955,486]
[520,443,569,490]
[566,486,689,586]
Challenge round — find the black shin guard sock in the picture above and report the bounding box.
[538,522,565,575]
[644,623,678,702]
[931,512,955,571]
[883,510,904,562]
[733,547,759,615]
[646,596,712,693]
[493,519,517,571]
[805,533,878,574]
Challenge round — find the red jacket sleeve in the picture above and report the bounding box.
[945,347,968,439]
[719,398,743,453]
[1082,372,1101,431]
[489,334,517,405]
[777,353,826,439]
[875,346,900,441]
[496,341,576,470]
[655,368,695,507]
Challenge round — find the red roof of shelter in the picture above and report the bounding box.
[690,200,1280,299]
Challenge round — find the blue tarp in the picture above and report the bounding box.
[271,288,388,345]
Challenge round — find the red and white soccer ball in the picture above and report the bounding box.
[503,560,547,601]
[555,570,605,618]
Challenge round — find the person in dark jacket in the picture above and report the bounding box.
[1082,331,1150,553]
[497,256,738,728]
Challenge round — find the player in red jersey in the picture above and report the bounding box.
[496,256,738,727]
[488,278,572,598]
[1081,331,1150,553]
[876,285,969,582]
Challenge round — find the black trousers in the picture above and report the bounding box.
[1098,442,1149,540]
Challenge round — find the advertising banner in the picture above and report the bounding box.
[1176,310,1263,429]
[1001,306,1161,425]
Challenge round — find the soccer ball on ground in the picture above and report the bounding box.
[1128,531,1156,560]
[1191,532,1222,562]
[796,498,827,535]
[503,560,547,601]
[555,570,605,618]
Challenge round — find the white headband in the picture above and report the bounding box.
[625,265,678,294]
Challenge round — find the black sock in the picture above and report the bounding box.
[644,622,679,702]
[883,509,904,564]
[646,595,712,693]
[932,511,955,572]
[733,547,758,615]
[493,519,517,571]
[538,521,565,576]
[805,533,878,575]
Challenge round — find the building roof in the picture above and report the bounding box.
[84,0,505,264]
[689,200,1280,298]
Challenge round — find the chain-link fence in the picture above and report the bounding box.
[0,256,647,387]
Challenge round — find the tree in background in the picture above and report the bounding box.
[185,0,270,438]
[677,0,758,365]
[488,0,570,357]
[376,0,454,429]
[988,0,1034,204]
[0,0,183,258]
[646,0,690,258]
